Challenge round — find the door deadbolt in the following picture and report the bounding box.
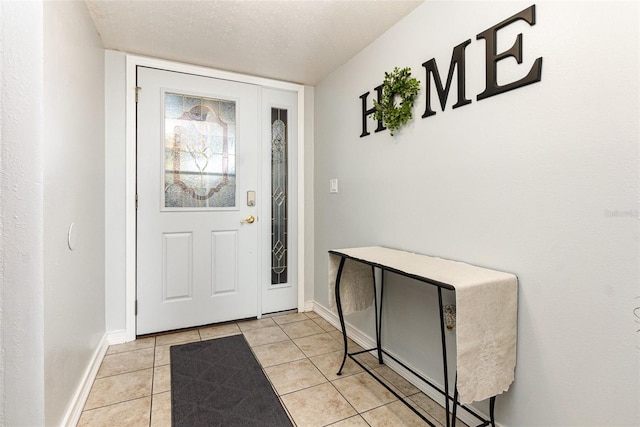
[247,190,256,207]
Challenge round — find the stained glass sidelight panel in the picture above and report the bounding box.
[271,108,288,285]
[164,92,236,208]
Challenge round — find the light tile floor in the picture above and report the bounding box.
[78,311,468,427]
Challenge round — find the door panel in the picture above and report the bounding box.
[137,67,259,334]
[211,231,237,295]
[162,232,192,300]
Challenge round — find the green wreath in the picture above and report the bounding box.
[373,67,421,136]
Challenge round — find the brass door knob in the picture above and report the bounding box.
[240,215,255,224]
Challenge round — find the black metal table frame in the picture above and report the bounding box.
[331,251,496,427]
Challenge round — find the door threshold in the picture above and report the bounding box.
[261,308,298,318]
[136,315,259,339]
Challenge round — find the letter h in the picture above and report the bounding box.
[360,84,386,137]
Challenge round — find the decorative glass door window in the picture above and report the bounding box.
[271,108,288,285]
[163,92,236,208]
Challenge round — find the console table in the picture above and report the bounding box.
[329,246,518,427]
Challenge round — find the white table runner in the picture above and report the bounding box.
[328,246,518,404]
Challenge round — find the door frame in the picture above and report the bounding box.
[124,54,305,341]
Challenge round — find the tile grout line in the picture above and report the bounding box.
[80,395,152,415]
[94,365,155,381]
[148,336,157,427]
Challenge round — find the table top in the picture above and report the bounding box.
[330,246,516,290]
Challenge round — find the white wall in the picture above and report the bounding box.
[43,2,105,425]
[0,2,46,425]
[104,51,127,334]
[314,1,639,425]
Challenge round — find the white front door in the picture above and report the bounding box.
[136,67,260,335]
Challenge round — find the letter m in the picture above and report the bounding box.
[422,39,471,118]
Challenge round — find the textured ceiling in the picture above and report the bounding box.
[85,0,424,85]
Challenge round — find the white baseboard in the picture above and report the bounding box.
[312,302,376,349]
[303,300,315,313]
[107,329,128,345]
[61,333,110,427]
[312,302,497,427]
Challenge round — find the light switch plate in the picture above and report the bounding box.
[330,178,339,193]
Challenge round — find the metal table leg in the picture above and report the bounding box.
[335,256,348,375]
[490,396,496,427]
[373,266,383,364]
[438,287,451,427]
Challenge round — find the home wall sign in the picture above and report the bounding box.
[360,4,543,137]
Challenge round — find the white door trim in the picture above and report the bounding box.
[124,54,305,341]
